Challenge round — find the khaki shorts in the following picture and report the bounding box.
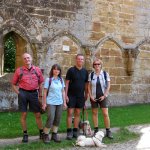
[90,97,108,108]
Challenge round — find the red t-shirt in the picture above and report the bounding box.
[12,65,44,90]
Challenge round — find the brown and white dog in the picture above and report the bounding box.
[76,131,107,147]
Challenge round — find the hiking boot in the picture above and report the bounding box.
[66,129,73,140]
[73,128,78,138]
[43,134,50,143]
[106,130,113,139]
[39,132,44,140]
[51,132,61,143]
[22,134,28,143]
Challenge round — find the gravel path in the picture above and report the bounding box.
[0,124,150,150]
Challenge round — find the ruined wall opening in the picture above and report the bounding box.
[3,32,16,73]
[3,31,27,74]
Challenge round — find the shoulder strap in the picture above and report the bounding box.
[19,67,23,82]
[47,77,52,96]
[103,71,108,87]
[33,67,40,84]
[60,77,63,84]
[90,71,94,80]
[103,71,107,81]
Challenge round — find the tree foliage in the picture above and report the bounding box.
[4,34,16,73]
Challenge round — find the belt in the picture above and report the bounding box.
[19,88,38,93]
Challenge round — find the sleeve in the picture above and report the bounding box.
[44,78,49,89]
[88,73,91,82]
[65,68,72,80]
[85,70,89,82]
[106,72,110,82]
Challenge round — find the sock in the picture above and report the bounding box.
[39,129,43,134]
[106,128,110,132]
[94,127,99,131]
[44,127,50,134]
[67,128,72,132]
[52,126,58,133]
[73,128,78,132]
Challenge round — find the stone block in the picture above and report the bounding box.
[62,40,73,46]
[109,49,122,57]
[103,57,115,67]
[100,48,109,56]
[110,84,121,93]
[70,46,78,54]
[116,76,132,84]
[110,76,116,84]
[92,22,101,32]
[119,13,134,20]
[109,18,117,24]
[120,85,131,93]
[115,57,124,67]
[109,68,127,76]
[139,51,150,58]
[121,36,135,44]
[90,32,105,41]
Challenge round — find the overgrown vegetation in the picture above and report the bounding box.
[4,32,16,73]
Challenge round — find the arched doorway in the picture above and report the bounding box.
[3,31,27,73]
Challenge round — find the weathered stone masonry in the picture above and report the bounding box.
[0,0,150,110]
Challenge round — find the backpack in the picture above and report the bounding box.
[47,77,63,96]
[90,71,108,88]
[19,67,40,84]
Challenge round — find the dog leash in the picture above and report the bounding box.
[82,105,89,135]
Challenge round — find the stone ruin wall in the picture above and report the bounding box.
[0,0,150,110]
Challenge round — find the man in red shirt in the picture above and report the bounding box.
[12,53,44,143]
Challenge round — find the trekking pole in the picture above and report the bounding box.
[82,106,85,135]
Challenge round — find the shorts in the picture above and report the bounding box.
[18,89,40,112]
[67,95,85,108]
[90,97,108,108]
[45,104,63,128]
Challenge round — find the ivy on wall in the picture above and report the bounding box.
[4,33,16,73]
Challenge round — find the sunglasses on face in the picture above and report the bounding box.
[93,64,101,66]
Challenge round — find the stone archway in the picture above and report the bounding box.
[3,31,27,72]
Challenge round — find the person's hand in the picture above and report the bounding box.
[90,96,96,102]
[66,95,69,103]
[42,103,47,110]
[99,96,105,101]
[63,102,67,110]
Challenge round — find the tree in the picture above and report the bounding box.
[4,33,16,73]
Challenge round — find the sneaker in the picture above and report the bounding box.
[106,130,113,139]
[51,133,61,143]
[43,134,50,143]
[22,134,28,143]
[66,129,73,140]
[73,130,78,138]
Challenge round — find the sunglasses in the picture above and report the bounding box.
[93,64,101,66]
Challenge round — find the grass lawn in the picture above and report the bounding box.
[0,103,150,149]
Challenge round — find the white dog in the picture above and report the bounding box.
[76,131,107,147]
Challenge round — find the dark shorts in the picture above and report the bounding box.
[90,97,108,108]
[18,89,40,112]
[67,96,85,108]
